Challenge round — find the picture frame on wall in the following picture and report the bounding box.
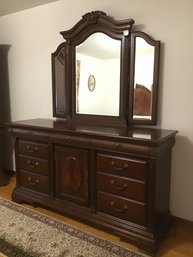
[88,75,96,91]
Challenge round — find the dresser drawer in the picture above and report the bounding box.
[97,192,146,226]
[91,139,148,156]
[18,140,49,159]
[97,154,147,180]
[20,171,49,194]
[97,173,146,202]
[19,155,49,176]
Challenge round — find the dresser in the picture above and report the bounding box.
[8,118,177,254]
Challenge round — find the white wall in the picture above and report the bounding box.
[77,54,120,116]
[0,0,193,221]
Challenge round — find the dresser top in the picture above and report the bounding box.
[8,118,178,146]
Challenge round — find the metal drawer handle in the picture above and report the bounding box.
[114,142,120,148]
[64,136,70,140]
[27,177,39,186]
[110,201,128,213]
[110,180,128,191]
[26,145,38,154]
[27,160,39,168]
[110,161,128,171]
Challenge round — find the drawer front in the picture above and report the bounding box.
[20,171,49,194]
[97,154,147,180]
[91,139,149,156]
[97,192,146,226]
[18,140,49,159]
[19,155,49,176]
[97,173,146,202]
[49,134,90,148]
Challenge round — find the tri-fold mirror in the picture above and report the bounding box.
[52,11,160,126]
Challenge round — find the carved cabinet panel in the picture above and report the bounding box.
[55,146,89,206]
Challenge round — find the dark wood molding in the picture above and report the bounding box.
[173,215,193,226]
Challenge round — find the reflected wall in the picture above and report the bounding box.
[76,32,121,116]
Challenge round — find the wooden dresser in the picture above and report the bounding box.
[8,118,177,254]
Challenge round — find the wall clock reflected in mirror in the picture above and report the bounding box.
[88,75,96,91]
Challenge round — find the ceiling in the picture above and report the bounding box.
[0,0,59,17]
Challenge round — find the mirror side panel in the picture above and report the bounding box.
[129,31,160,125]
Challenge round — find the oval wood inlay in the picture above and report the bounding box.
[63,156,82,193]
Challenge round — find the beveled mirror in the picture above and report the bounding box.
[52,11,160,126]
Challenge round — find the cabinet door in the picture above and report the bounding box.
[55,146,89,206]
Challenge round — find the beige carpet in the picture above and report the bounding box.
[0,253,7,257]
[0,197,145,257]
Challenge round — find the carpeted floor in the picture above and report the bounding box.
[0,197,145,257]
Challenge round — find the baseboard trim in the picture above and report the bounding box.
[0,169,14,186]
[173,215,193,226]
[0,168,11,186]
[2,168,15,176]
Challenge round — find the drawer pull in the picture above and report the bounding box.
[110,201,128,213]
[26,145,38,154]
[114,142,120,148]
[64,136,70,140]
[110,180,128,191]
[110,161,128,171]
[27,160,39,169]
[27,177,39,186]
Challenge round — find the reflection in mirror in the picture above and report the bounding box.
[133,37,155,120]
[76,32,121,116]
[132,131,151,139]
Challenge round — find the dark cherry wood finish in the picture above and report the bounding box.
[8,118,177,255]
[52,11,135,126]
[52,11,160,126]
[55,146,89,205]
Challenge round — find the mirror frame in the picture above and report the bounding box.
[52,11,134,126]
[52,11,161,126]
[52,42,69,118]
[128,31,160,125]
